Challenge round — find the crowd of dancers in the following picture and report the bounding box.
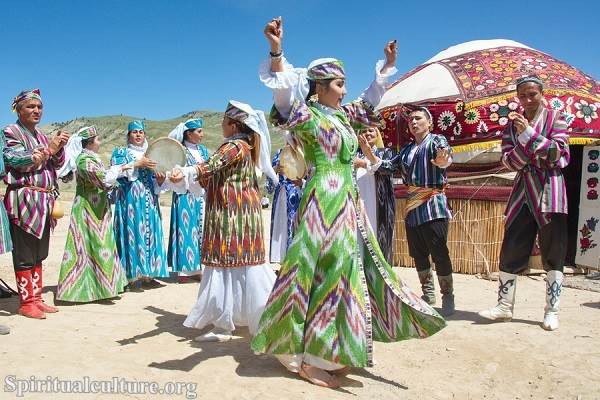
[0,17,570,389]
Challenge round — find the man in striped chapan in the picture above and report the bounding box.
[479,75,570,331]
[379,106,455,317]
[3,89,69,319]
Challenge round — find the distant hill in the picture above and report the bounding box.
[42,110,286,163]
[40,110,286,198]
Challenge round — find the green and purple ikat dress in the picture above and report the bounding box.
[251,99,446,368]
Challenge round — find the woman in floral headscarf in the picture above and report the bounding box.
[251,17,445,389]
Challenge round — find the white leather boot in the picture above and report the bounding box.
[542,270,563,331]
[478,271,517,321]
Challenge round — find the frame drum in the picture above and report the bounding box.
[279,143,306,181]
[145,137,187,173]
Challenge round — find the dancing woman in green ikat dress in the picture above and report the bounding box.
[251,17,446,389]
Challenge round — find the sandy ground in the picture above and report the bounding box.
[1,206,599,400]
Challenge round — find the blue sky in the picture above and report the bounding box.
[1,0,598,125]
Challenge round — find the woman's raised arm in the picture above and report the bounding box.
[264,17,284,73]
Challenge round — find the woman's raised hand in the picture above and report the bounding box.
[383,40,398,70]
[358,134,373,158]
[264,17,283,51]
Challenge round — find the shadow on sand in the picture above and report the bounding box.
[441,309,541,326]
[117,306,408,392]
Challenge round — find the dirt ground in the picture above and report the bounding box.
[0,206,599,400]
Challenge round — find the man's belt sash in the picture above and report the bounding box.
[405,185,446,216]
[8,184,54,193]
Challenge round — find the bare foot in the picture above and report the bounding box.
[299,363,340,389]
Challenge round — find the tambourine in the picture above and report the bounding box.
[279,142,307,181]
[145,137,187,173]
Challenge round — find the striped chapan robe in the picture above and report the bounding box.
[501,108,570,229]
[2,122,64,238]
[391,134,452,227]
[251,99,446,369]
[57,150,127,302]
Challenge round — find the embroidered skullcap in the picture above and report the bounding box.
[128,120,145,132]
[307,58,345,81]
[225,101,251,123]
[77,125,98,140]
[516,75,544,90]
[57,125,98,178]
[12,89,42,112]
[184,118,203,130]
[411,106,434,122]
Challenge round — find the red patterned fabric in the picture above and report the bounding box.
[380,46,600,150]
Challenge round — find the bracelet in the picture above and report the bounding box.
[269,50,283,58]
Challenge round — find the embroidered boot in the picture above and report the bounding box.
[417,268,436,305]
[542,270,563,331]
[478,271,517,321]
[32,264,58,313]
[15,269,45,319]
[438,274,455,317]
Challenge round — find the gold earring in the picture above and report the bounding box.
[309,93,319,103]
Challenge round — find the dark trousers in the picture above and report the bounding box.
[9,220,50,271]
[499,206,567,274]
[406,218,453,276]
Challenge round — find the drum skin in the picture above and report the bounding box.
[145,137,187,172]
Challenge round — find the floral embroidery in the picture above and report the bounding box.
[550,97,565,111]
[489,99,519,126]
[453,123,462,136]
[455,102,464,113]
[437,110,455,131]
[580,217,599,255]
[477,120,489,133]
[575,100,598,124]
[464,109,480,124]
[562,112,576,126]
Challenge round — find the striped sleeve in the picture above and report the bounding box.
[501,124,529,171]
[432,134,452,154]
[50,147,66,169]
[2,128,36,171]
[525,111,570,168]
